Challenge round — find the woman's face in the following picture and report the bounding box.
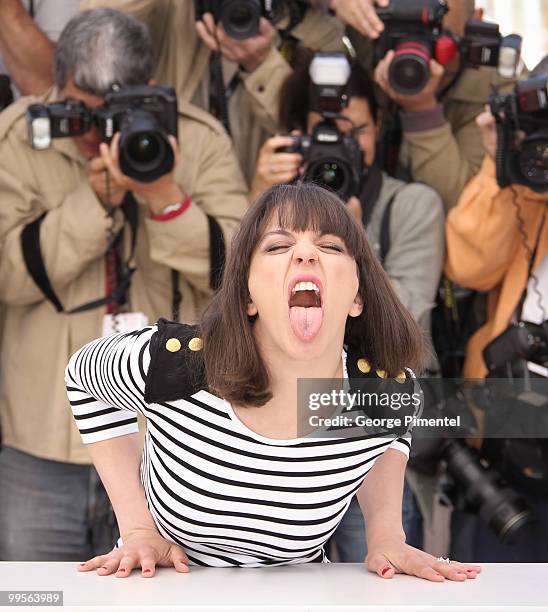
[307,97,378,168]
[247,217,363,360]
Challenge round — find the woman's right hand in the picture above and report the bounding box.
[78,528,190,578]
[250,135,303,201]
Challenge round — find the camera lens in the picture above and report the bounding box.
[443,440,536,544]
[389,41,431,95]
[306,158,351,200]
[222,0,261,39]
[127,132,162,165]
[518,135,548,187]
[118,109,174,183]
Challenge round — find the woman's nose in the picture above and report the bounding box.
[293,243,318,265]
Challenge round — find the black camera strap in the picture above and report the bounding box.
[169,213,225,323]
[21,192,138,314]
[209,52,231,135]
[516,198,548,322]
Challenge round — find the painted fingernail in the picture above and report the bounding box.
[143,569,151,574]
[381,565,391,576]
[79,563,86,566]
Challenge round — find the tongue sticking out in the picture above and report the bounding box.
[289,307,323,342]
[288,289,323,342]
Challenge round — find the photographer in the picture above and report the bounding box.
[80,0,344,186]
[315,0,520,211]
[0,9,247,561]
[252,51,445,560]
[0,0,79,109]
[444,59,548,561]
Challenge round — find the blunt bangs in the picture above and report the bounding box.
[252,182,366,258]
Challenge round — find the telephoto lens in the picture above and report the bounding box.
[118,109,174,182]
[443,440,536,544]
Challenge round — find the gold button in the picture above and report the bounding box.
[357,358,371,374]
[188,337,203,351]
[395,370,406,384]
[376,369,387,379]
[165,338,181,353]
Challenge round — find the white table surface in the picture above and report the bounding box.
[0,562,547,611]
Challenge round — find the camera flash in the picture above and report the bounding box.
[309,54,351,86]
[29,117,52,150]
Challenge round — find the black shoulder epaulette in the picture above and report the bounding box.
[144,318,206,404]
[346,344,418,436]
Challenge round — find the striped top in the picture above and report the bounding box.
[66,326,413,567]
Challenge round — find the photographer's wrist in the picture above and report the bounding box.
[398,94,438,114]
[400,102,445,133]
[142,182,185,216]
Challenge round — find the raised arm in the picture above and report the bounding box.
[0,0,56,95]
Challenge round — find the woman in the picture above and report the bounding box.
[251,51,445,560]
[66,183,478,581]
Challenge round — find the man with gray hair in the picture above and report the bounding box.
[0,8,247,561]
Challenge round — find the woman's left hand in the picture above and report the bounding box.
[365,539,482,582]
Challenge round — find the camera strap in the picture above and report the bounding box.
[169,213,225,323]
[209,52,231,135]
[21,192,138,314]
[517,199,548,321]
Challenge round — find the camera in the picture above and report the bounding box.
[489,75,548,193]
[27,85,178,183]
[277,54,363,201]
[440,440,536,544]
[375,0,521,95]
[194,0,284,39]
[483,320,548,374]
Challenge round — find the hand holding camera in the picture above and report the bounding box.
[196,13,277,72]
[372,0,521,106]
[328,0,388,40]
[97,132,183,216]
[250,134,302,200]
[475,108,497,161]
[489,75,548,192]
[374,49,444,113]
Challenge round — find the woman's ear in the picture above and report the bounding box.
[349,294,363,318]
[247,301,258,316]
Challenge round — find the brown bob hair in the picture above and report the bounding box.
[201,182,424,407]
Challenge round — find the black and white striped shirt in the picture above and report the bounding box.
[66,326,412,567]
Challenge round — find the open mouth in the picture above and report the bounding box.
[288,278,324,342]
[289,281,322,308]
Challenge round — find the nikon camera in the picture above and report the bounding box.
[276,53,363,202]
[375,0,521,95]
[489,75,548,193]
[26,85,178,183]
[194,0,285,39]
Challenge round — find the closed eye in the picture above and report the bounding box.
[320,244,344,252]
[265,244,292,253]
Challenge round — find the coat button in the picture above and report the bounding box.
[357,358,371,374]
[188,337,203,351]
[166,338,181,352]
[395,370,406,383]
[376,369,387,379]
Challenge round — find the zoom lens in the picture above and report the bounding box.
[222,0,261,39]
[389,40,431,95]
[443,440,536,544]
[118,109,174,183]
[518,133,548,187]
